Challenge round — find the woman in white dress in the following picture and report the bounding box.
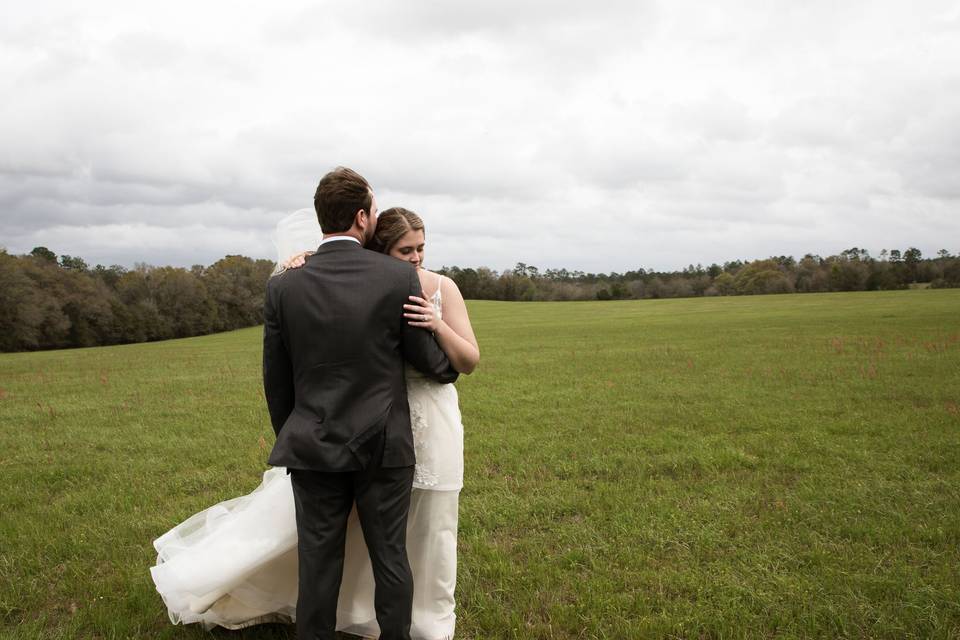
[150,207,480,639]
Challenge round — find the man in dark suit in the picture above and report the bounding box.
[262,167,458,640]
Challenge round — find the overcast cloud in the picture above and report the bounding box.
[1,0,958,272]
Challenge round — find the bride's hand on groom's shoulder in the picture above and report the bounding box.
[404,296,443,333]
[283,251,313,270]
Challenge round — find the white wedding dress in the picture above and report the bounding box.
[150,211,464,639]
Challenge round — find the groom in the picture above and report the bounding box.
[262,167,458,640]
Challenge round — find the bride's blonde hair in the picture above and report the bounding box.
[370,207,425,254]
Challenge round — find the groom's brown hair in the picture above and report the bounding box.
[314,167,373,233]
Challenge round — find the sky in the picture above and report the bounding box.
[1,0,958,273]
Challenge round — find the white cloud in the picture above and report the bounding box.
[1,0,959,273]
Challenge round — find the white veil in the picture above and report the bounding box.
[272,208,323,274]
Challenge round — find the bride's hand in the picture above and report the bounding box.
[404,296,442,333]
[283,251,313,270]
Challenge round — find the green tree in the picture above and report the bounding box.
[115,266,169,341]
[203,255,269,330]
[93,264,127,289]
[903,247,922,282]
[59,255,89,271]
[734,260,794,295]
[58,270,117,347]
[828,259,869,291]
[795,255,828,292]
[151,267,217,336]
[713,272,736,295]
[30,246,57,262]
[941,259,960,285]
[4,253,72,349]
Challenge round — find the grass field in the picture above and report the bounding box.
[1,290,959,639]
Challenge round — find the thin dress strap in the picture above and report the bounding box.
[430,273,443,319]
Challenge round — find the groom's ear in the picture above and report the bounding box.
[354,208,368,228]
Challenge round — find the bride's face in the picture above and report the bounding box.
[389,229,426,269]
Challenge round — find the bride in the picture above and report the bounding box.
[150,207,480,639]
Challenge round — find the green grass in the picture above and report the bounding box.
[1,290,959,639]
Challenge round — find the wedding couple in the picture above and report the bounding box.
[150,167,480,640]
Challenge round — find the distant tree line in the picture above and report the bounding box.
[0,247,273,352]
[437,247,960,301]
[1,245,958,352]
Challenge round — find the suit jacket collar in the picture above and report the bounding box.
[314,239,364,255]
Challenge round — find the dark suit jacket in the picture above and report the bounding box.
[262,240,458,471]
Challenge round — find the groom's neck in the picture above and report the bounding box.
[322,232,363,244]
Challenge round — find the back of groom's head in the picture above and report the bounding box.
[314,167,373,233]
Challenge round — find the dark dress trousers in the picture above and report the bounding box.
[262,240,458,640]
